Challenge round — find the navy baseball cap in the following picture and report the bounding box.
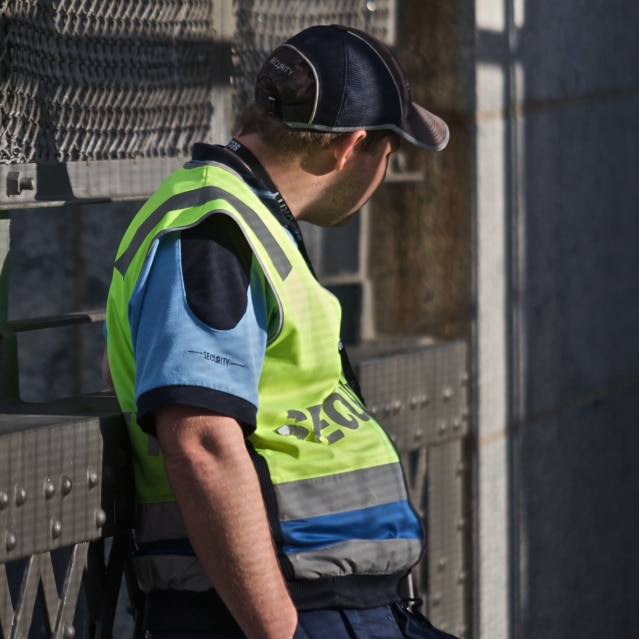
[254,24,449,152]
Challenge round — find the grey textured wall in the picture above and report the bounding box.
[473,0,639,637]
[9,203,136,402]
[515,3,639,635]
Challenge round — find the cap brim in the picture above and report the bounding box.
[400,102,450,152]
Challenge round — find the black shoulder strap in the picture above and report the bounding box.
[226,139,365,405]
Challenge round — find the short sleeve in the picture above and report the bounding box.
[130,215,272,435]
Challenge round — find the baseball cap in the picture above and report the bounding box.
[254,24,449,152]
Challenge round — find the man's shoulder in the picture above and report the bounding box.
[190,142,249,176]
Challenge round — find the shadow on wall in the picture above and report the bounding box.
[473,0,639,635]
[9,201,138,402]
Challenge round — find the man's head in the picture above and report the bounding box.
[241,24,449,153]
[234,25,449,227]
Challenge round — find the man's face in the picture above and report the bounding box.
[306,134,400,228]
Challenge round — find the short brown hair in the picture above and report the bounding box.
[234,100,394,160]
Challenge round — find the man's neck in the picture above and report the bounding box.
[233,133,331,222]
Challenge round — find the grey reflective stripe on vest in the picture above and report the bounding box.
[114,184,292,281]
[274,462,409,521]
[287,538,423,579]
[131,537,421,590]
[134,502,421,583]
[133,502,210,590]
[134,464,409,542]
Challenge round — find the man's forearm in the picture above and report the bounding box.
[156,405,298,639]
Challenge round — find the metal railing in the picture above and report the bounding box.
[0,341,471,638]
[354,340,471,633]
[0,401,135,639]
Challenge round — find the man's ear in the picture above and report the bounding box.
[333,130,368,171]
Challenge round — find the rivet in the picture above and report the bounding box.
[391,400,402,414]
[453,418,462,431]
[62,623,76,639]
[457,517,467,531]
[61,476,73,495]
[457,571,468,584]
[420,394,430,406]
[44,478,56,499]
[95,508,107,528]
[438,421,448,435]
[0,491,9,509]
[15,485,27,506]
[51,520,63,538]
[437,557,448,571]
[443,387,453,401]
[431,592,442,606]
[5,532,17,551]
[87,469,99,488]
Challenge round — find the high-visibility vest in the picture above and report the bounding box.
[106,159,424,608]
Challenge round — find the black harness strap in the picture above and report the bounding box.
[226,139,365,404]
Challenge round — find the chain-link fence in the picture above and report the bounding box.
[0,0,395,167]
[0,0,216,164]
[232,0,395,112]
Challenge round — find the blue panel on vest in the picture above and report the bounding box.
[280,500,423,554]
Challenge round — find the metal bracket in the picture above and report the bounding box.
[5,172,35,197]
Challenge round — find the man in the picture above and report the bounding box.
[105,24,455,639]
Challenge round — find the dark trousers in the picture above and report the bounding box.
[142,600,459,639]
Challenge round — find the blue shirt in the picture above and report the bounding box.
[129,144,294,435]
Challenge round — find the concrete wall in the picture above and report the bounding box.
[369,0,474,341]
[474,0,639,637]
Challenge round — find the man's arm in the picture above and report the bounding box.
[155,404,298,639]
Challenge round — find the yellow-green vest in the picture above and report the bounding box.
[106,159,424,608]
